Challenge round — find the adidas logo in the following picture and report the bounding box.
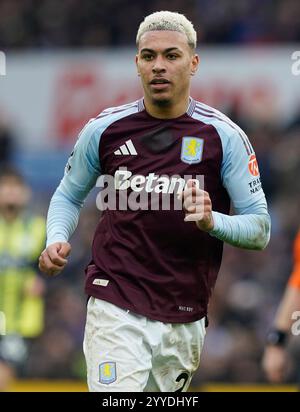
[114,139,137,156]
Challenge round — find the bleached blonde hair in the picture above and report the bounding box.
[136,11,197,50]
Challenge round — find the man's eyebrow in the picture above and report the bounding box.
[164,47,182,53]
[140,47,182,54]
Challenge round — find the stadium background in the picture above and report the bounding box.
[0,0,300,391]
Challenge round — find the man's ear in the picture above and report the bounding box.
[135,54,140,76]
[191,54,200,76]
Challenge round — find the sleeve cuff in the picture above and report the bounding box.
[208,211,223,236]
[46,235,69,247]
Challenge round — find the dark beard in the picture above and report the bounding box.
[151,97,171,107]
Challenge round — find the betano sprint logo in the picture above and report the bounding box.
[96,167,204,211]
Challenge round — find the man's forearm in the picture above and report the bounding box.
[46,188,82,246]
[209,210,271,250]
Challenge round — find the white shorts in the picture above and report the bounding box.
[83,297,206,392]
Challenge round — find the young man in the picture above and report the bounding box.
[39,11,271,392]
[262,230,300,383]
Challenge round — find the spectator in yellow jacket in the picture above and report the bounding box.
[0,168,46,390]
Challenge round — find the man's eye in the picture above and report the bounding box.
[167,54,177,60]
[142,54,154,61]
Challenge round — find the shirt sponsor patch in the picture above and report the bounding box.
[248,154,259,176]
[99,362,117,384]
[92,278,109,287]
[248,177,262,195]
[181,137,204,164]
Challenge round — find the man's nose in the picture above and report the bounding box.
[152,56,166,73]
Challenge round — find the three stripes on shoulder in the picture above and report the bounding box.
[114,139,137,156]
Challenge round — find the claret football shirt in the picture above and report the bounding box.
[49,98,267,323]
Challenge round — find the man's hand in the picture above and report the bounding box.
[179,179,214,232]
[39,242,71,276]
[262,345,288,383]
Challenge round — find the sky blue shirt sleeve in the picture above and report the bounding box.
[209,126,270,249]
[60,121,101,204]
[220,126,265,209]
[46,121,101,246]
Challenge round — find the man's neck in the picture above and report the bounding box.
[144,96,190,119]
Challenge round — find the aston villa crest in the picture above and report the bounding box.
[99,362,117,384]
[181,137,204,164]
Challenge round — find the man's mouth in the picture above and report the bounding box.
[149,78,171,91]
[150,78,170,85]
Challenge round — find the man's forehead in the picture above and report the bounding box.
[138,30,189,51]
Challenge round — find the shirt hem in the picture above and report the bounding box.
[85,286,207,324]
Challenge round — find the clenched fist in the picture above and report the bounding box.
[179,179,214,232]
[39,242,71,276]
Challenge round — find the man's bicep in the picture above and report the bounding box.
[59,124,101,204]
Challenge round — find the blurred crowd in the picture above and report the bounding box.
[0,0,300,387]
[0,0,300,49]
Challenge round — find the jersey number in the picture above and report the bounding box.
[174,372,189,392]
